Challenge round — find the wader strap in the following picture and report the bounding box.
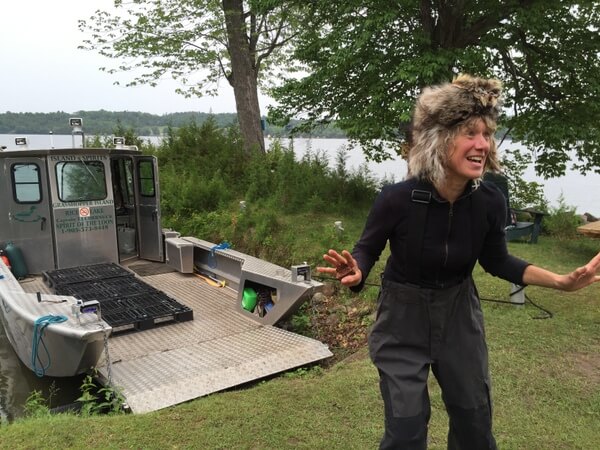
[405,182,432,286]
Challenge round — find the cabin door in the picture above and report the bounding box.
[1,157,54,274]
[48,154,119,269]
[133,156,163,261]
[111,157,138,260]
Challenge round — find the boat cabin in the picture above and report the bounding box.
[0,142,162,274]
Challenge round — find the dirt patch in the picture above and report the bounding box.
[566,351,600,386]
[338,346,370,364]
[303,285,375,365]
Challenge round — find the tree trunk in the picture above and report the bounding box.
[222,0,265,154]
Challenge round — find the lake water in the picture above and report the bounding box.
[267,137,600,216]
[3,133,597,214]
[0,133,598,421]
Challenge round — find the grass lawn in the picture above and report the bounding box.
[0,237,598,449]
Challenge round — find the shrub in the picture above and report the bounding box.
[23,390,50,419]
[543,195,583,238]
[155,122,379,262]
[76,375,125,416]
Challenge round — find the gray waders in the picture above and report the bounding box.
[369,277,497,450]
[365,182,496,448]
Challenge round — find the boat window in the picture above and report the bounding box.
[55,161,107,202]
[11,163,42,203]
[138,160,155,197]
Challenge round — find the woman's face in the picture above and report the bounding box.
[446,118,491,185]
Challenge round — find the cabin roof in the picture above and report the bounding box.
[0,147,141,158]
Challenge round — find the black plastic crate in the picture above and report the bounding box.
[55,276,156,302]
[130,291,193,316]
[46,263,194,332]
[43,263,133,288]
[100,292,193,331]
[101,299,146,330]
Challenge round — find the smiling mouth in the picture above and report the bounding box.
[467,156,483,163]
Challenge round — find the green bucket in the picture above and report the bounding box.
[241,287,257,312]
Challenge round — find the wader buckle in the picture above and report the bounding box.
[411,189,431,204]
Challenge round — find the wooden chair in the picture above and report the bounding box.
[483,172,546,244]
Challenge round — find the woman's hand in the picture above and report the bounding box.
[316,249,363,287]
[523,251,600,291]
[558,251,600,291]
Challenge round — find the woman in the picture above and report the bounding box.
[318,75,600,449]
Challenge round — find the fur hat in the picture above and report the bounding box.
[412,74,502,133]
[407,75,503,185]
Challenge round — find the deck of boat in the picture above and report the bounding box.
[21,260,332,413]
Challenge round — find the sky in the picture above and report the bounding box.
[0,1,271,115]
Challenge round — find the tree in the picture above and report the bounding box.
[79,0,300,154]
[268,0,600,178]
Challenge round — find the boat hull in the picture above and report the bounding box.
[0,261,109,377]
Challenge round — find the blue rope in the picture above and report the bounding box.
[208,242,231,268]
[31,314,68,377]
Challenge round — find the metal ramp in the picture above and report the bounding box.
[95,269,332,413]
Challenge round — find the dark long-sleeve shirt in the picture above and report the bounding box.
[351,178,529,290]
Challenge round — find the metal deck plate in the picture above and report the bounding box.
[95,270,332,413]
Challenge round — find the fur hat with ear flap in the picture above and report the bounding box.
[408,74,503,185]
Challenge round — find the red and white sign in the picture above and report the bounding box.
[79,207,91,218]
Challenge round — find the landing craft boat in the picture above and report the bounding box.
[0,121,331,413]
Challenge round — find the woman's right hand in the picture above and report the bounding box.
[316,249,363,287]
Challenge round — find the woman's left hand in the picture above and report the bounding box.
[559,251,600,291]
[523,251,600,291]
